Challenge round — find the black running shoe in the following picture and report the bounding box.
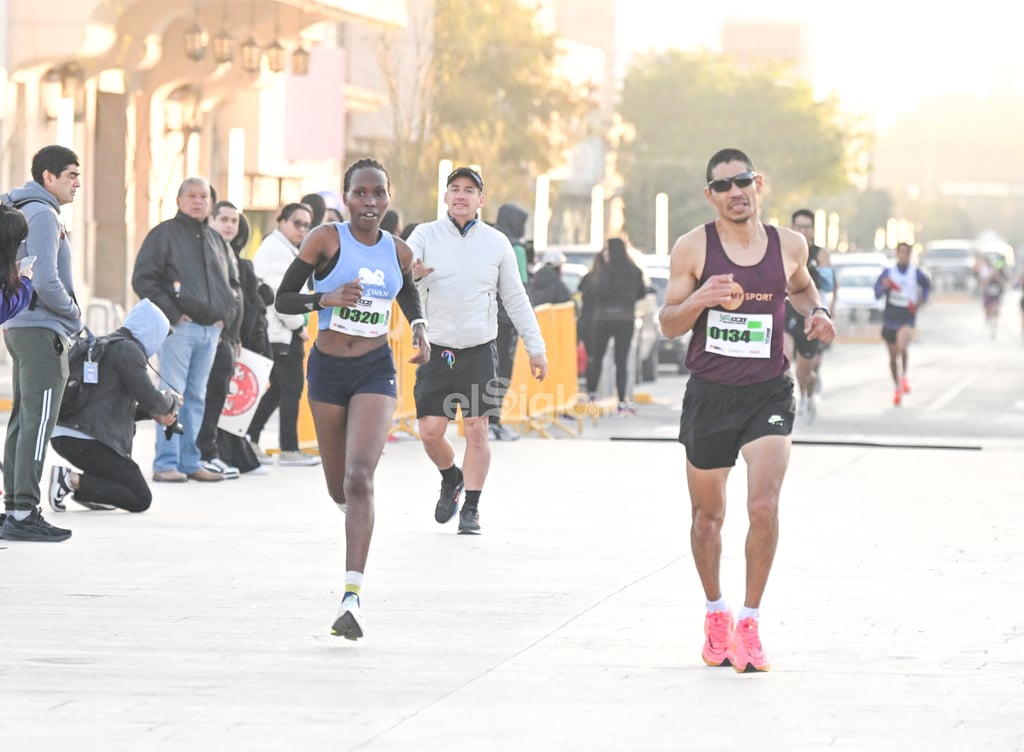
[1,507,72,542]
[457,507,481,535]
[434,478,464,524]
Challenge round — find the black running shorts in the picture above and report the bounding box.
[306,343,397,406]
[784,303,822,360]
[678,373,796,470]
[414,341,501,420]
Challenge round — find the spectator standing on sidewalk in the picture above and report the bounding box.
[488,202,531,441]
[528,249,572,306]
[1,145,82,542]
[189,199,244,480]
[407,167,547,535]
[248,202,321,467]
[131,176,239,484]
[202,200,270,475]
[274,158,429,639]
[380,209,403,237]
[659,147,835,673]
[583,237,646,416]
[48,299,181,513]
[0,205,37,529]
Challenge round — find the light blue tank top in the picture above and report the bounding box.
[313,223,403,336]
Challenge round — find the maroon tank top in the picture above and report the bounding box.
[685,222,790,386]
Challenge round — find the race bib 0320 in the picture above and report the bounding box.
[327,295,392,337]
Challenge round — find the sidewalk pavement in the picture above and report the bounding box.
[2,369,1022,752]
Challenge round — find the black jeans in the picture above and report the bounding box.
[247,332,305,451]
[585,319,634,402]
[50,436,152,513]
[196,338,235,462]
[491,321,518,426]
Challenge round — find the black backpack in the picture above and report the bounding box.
[59,329,129,419]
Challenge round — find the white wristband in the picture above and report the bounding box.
[409,318,427,329]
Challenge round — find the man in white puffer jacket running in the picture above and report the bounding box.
[407,167,547,535]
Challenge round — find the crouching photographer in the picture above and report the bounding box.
[49,299,182,513]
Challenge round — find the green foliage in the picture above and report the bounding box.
[376,0,588,223]
[618,50,857,250]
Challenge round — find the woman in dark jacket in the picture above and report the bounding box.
[584,237,646,414]
[48,299,180,513]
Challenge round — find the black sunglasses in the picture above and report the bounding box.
[707,171,758,193]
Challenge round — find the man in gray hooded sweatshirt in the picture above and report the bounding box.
[1,145,82,543]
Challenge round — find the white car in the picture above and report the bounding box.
[831,252,888,323]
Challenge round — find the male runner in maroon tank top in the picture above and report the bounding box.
[659,148,836,673]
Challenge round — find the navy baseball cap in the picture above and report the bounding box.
[446,166,483,190]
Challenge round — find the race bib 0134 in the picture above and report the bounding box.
[704,309,772,358]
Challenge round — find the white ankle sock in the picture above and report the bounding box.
[344,571,363,599]
[706,597,729,613]
[738,606,759,622]
[13,508,31,521]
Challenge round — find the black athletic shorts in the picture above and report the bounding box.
[414,341,500,420]
[306,343,397,406]
[678,373,796,470]
[785,303,822,360]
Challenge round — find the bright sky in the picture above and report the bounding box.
[615,0,1024,130]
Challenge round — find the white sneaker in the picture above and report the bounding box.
[48,466,73,512]
[247,438,273,465]
[331,594,364,640]
[201,457,240,480]
[278,450,321,467]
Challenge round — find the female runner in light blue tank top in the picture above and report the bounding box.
[275,159,430,641]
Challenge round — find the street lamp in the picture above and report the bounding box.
[291,45,311,76]
[212,29,233,65]
[266,40,287,74]
[240,36,263,74]
[183,2,208,61]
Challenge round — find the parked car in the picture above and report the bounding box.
[646,265,691,373]
[831,251,888,324]
[544,244,659,383]
[920,240,977,292]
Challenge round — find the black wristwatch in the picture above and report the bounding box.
[810,305,831,318]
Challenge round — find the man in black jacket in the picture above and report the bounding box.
[131,177,240,483]
[48,299,181,512]
[490,203,530,441]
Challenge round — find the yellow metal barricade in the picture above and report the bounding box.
[299,301,587,446]
[501,301,585,438]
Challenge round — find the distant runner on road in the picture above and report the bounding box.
[874,242,931,406]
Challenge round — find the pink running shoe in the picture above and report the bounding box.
[901,376,911,394]
[893,388,901,406]
[730,617,770,673]
[701,610,735,667]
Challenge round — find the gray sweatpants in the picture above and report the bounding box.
[3,327,70,511]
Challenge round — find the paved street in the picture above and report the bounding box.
[2,294,1023,751]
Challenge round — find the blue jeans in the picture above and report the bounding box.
[153,321,220,474]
